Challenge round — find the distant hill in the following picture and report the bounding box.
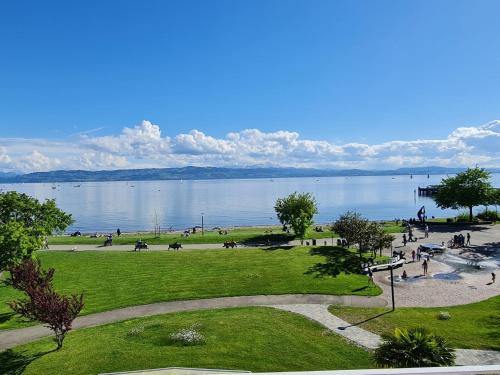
[1,166,498,183]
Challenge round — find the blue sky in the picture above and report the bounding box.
[1,0,500,172]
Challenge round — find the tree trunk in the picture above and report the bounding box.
[469,206,473,222]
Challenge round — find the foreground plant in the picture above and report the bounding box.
[374,327,455,368]
[7,259,84,349]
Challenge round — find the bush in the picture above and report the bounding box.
[476,210,500,222]
[437,311,451,320]
[446,218,454,223]
[374,327,455,368]
[455,212,470,222]
[169,324,205,346]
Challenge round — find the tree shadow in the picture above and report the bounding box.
[0,349,55,375]
[239,233,295,247]
[425,224,491,234]
[305,246,365,278]
[262,245,295,251]
[338,310,393,330]
[0,312,14,324]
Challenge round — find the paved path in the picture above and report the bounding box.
[270,304,500,366]
[0,294,386,350]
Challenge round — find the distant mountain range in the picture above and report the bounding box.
[1,166,499,183]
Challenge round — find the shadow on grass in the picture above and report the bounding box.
[262,245,295,251]
[305,246,365,278]
[338,310,393,330]
[239,233,295,246]
[0,349,55,375]
[0,312,14,324]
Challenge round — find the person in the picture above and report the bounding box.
[402,270,408,279]
[492,272,496,284]
[417,247,421,262]
[466,233,471,246]
[117,228,121,236]
[367,267,374,285]
[408,228,413,242]
[424,224,429,238]
[422,259,428,275]
[411,249,416,262]
[402,233,407,246]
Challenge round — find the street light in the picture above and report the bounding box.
[389,264,395,311]
[201,212,204,236]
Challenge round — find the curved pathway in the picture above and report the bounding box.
[271,304,500,366]
[0,294,386,350]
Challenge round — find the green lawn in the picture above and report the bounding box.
[329,296,500,350]
[1,307,373,374]
[0,246,381,330]
[47,223,403,246]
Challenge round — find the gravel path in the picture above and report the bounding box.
[270,304,500,366]
[0,294,386,350]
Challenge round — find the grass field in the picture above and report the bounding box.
[47,223,403,246]
[1,307,373,374]
[0,246,382,330]
[329,295,500,350]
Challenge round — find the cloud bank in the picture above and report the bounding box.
[1,120,500,173]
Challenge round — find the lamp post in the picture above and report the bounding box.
[389,265,395,311]
[201,212,204,236]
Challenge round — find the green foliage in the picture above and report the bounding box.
[0,192,73,270]
[434,168,496,221]
[0,221,41,271]
[274,192,318,239]
[333,212,391,259]
[374,327,455,368]
[476,209,500,221]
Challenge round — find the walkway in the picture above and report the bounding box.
[0,294,386,350]
[270,304,500,366]
[1,295,498,366]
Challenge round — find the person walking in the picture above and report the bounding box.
[422,259,428,275]
[466,233,471,246]
[411,249,416,262]
[492,272,496,284]
[367,268,374,285]
[402,233,407,246]
[117,228,121,236]
[424,224,429,238]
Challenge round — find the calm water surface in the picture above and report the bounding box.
[1,174,499,232]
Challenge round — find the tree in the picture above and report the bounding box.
[374,327,455,368]
[0,192,73,270]
[434,168,496,222]
[332,211,386,262]
[274,192,318,240]
[7,259,84,349]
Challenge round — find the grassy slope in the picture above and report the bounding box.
[329,295,500,350]
[0,246,381,330]
[1,307,373,374]
[47,223,403,245]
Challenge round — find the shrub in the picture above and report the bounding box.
[437,311,451,320]
[455,212,470,222]
[476,210,500,222]
[374,327,455,368]
[126,326,145,337]
[169,324,205,346]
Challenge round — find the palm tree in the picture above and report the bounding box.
[374,327,455,368]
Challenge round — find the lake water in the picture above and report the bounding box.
[1,174,499,232]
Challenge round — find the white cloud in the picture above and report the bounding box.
[1,119,500,173]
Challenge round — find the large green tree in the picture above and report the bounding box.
[434,168,497,221]
[0,192,73,270]
[274,192,318,240]
[333,211,388,262]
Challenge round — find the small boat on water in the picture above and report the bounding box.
[51,186,56,190]
[74,184,81,187]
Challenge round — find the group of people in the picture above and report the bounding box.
[449,233,471,248]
